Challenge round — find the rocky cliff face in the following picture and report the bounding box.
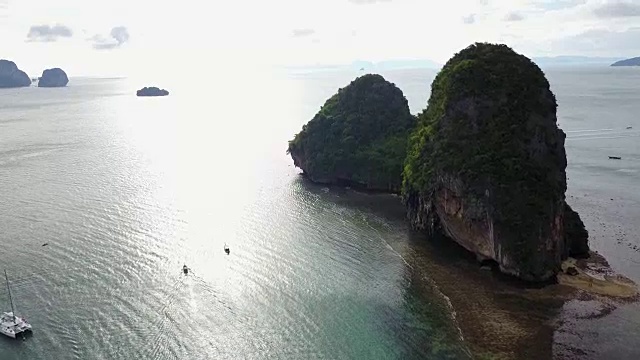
[563,203,589,258]
[406,175,565,281]
[38,68,69,87]
[288,74,415,192]
[403,43,587,281]
[0,60,31,88]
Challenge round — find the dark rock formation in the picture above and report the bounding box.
[38,68,69,87]
[136,87,169,97]
[563,203,589,258]
[287,74,415,192]
[0,60,31,88]
[403,43,579,282]
[611,57,640,67]
[565,266,578,276]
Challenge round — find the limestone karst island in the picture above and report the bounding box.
[289,43,623,285]
[287,74,415,193]
[136,86,169,97]
[38,68,69,87]
[0,59,31,88]
[0,60,70,88]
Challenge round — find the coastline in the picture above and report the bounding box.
[558,254,638,299]
[413,175,640,360]
[405,230,565,360]
[404,230,638,360]
[301,176,639,360]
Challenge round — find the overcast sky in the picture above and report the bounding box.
[1,0,639,76]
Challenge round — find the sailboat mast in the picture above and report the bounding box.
[5,270,16,323]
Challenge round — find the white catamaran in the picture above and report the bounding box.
[1,270,32,339]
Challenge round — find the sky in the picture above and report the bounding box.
[1,0,640,76]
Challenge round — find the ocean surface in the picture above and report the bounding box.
[0,66,638,359]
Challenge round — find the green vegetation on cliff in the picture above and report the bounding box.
[288,74,415,192]
[403,43,568,278]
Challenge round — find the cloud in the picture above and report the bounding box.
[90,26,130,50]
[531,0,586,11]
[548,27,640,56]
[593,1,640,18]
[292,28,315,37]
[504,12,524,21]
[26,24,73,42]
[110,26,130,44]
[463,14,476,24]
[348,0,391,4]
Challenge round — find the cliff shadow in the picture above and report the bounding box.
[414,229,558,289]
[297,174,555,289]
[294,175,475,359]
[293,174,568,359]
[293,175,406,221]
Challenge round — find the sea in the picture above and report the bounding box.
[0,65,638,359]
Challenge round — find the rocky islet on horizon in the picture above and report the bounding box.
[0,59,31,88]
[136,86,169,97]
[38,68,69,87]
[0,59,70,88]
[288,42,591,282]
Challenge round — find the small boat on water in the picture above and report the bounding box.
[1,270,32,339]
[182,265,189,275]
[224,244,230,255]
[0,312,31,339]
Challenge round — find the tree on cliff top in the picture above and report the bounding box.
[288,74,415,192]
[403,42,571,278]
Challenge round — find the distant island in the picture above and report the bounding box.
[288,42,592,282]
[285,56,633,73]
[38,68,69,87]
[350,59,442,71]
[611,57,640,67]
[285,59,443,73]
[532,56,623,67]
[136,87,169,97]
[0,59,31,88]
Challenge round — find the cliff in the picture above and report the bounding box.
[611,57,640,67]
[38,68,69,87]
[563,203,589,258]
[403,43,588,282]
[0,60,31,88]
[287,74,415,192]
